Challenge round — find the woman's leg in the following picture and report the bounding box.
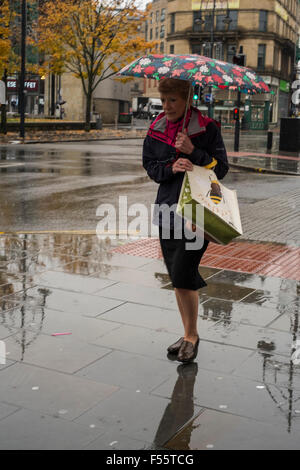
[174,288,199,344]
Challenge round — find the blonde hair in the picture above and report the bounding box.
[158,78,191,100]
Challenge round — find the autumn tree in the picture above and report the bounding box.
[0,0,12,78]
[1,0,42,79]
[36,0,155,130]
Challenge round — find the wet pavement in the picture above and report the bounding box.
[227,151,300,175]
[0,139,300,450]
[0,141,299,242]
[0,231,300,450]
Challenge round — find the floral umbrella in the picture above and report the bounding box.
[117,54,270,94]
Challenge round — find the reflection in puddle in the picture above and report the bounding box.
[1,231,300,447]
[151,363,198,449]
[0,233,170,359]
[0,233,115,356]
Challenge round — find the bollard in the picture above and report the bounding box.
[267,131,273,153]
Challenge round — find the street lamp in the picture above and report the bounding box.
[19,0,27,139]
[195,1,232,118]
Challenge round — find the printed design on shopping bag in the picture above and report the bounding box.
[206,175,224,205]
[194,170,232,224]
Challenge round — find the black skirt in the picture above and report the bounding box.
[159,227,209,290]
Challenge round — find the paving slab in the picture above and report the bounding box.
[151,366,300,429]
[5,306,122,342]
[99,301,209,334]
[95,281,181,310]
[164,408,300,450]
[83,431,151,450]
[201,298,281,327]
[0,362,119,420]
[76,350,177,394]
[74,388,193,448]
[232,352,300,391]
[92,323,253,374]
[32,270,117,294]
[3,331,112,374]
[7,286,125,318]
[88,264,171,288]
[0,408,105,450]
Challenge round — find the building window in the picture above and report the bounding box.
[160,24,165,38]
[214,11,238,31]
[227,44,237,63]
[155,26,159,39]
[257,44,266,71]
[156,10,159,23]
[150,12,153,25]
[193,11,203,32]
[216,14,226,31]
[273,46,279,71]
[150,28,153,40]
[228,10,238,30]
[203,42,212,57]
[170,13,175,34]
[170,44,175,54]
[161,8,165,22]
[259,10,268,32]
[204,14,212,32]
[276,15,280,33]
[160,42,164,53]
[191,44,202,54]
[215,43,224,60]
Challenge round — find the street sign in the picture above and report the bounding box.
[0,81,5,105]
[205,93,213,103]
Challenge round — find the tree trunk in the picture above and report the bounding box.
[85,85,93,132]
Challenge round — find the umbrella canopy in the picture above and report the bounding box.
[117,54,270,95]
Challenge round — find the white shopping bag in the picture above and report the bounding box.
[177,165,243,245]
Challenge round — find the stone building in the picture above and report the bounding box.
[144,0,168,99]
[144,0,298,125]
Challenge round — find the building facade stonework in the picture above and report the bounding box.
[144,0,298,124]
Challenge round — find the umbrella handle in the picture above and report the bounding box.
[182,83,193,132]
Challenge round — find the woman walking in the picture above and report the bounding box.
[143,78,229,363]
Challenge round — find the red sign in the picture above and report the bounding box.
[7,79,39,92]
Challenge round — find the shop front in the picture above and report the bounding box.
[6,75,45,116]
[278,79,290,119]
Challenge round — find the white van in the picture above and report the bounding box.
[148,98,163,118]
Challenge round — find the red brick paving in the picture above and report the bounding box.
[111,238,300,281]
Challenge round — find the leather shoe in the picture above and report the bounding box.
[177,337,200,363]
[167,337,184,354]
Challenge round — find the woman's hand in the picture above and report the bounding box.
[172,157,193,174]
[175,129,195,155]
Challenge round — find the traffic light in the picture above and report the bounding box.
[233,107,239,120]
[193,84,200,100]
[233,54,245,66]
[193,85,203,104]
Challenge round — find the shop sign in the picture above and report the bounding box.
[279,80,290,93]
[261,76,271,85]
[7,79,39,92]
[271,77,279,87]
[192,0,239,10]
[275,2,288,21]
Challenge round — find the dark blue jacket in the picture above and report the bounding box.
[142,108,229,225]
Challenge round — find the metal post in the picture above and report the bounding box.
[234,91,241,152]
[267,131,273,152]
[19,0,27,139]
[0,69,7,134]
[207,0,216,118]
